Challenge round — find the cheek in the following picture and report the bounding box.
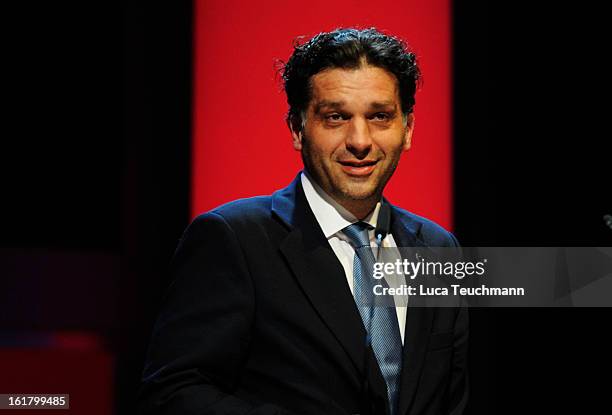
[306,138,341,160]
[378,132,408,156]
[303,140,331,168]
[306,125,346,153]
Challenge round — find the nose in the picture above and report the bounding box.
[345,117,372,158]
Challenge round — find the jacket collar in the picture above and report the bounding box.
[271,172,425,240]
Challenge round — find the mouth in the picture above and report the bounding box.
[337,159,378,177]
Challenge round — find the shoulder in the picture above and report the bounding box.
[209,195,272,223]
[188,195,274,236]
[391,205,460,247]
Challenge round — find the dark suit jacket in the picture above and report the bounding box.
[138,174,468,415]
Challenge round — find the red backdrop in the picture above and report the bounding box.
[192,0,452,230]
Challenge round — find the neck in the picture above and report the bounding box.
[302,169,381,220]
[337,197,378,221]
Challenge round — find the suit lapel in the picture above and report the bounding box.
[278,228,367,375]
[397,305,434,415]
[390,209,435,415]
[272,176,388,402]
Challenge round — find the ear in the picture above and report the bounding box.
[287,114,303,151]
[402,113,415,151]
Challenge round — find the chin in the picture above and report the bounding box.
[339,184,379,201]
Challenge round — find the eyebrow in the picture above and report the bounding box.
[313,100,397,113]
[313,100,345,113]
[369,101,397,111]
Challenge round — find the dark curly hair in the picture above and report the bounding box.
[281,27,421,126]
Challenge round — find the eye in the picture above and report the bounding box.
[324,113,349,125]
[372,112,391,121]
[325,113,344,121]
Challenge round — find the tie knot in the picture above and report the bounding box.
[343,222,372,248]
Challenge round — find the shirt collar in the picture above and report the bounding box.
[300,171,381,239]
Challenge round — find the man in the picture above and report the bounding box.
[139,28,468,415]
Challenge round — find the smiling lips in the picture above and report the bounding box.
[338,159,378,176]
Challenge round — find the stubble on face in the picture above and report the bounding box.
[300,131,402,202]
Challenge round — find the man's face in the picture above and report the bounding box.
[291,64,414,208]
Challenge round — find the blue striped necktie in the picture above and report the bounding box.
[343,222,402,415]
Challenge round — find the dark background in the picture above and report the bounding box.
[2,1,611,414]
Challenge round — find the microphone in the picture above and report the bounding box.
[375,202,391,246]
[604,214,612,230]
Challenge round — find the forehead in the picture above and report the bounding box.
[309,65,400,109]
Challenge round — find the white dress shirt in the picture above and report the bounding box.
[300,172,407,344]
